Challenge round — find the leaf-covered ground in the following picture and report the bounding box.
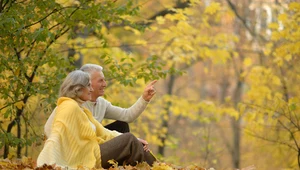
[0,157,256,170]
[0,157,208,170]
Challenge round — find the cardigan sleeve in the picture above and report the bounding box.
[44,107,57,138]
[82,107,121,143]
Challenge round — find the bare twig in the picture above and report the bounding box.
[246,130,297,151]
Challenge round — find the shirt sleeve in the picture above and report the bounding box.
[103,96,149,123]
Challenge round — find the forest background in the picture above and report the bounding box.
[0,0,300,169]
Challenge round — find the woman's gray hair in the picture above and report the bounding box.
[80,64,103,74]
[59,70,90,102]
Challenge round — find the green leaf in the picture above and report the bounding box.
[289,103,296,111]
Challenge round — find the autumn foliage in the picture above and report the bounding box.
[0,0,300,169]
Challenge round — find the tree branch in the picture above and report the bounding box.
[0,0,16,13]
[26,4,79,82]
[244,101,300,131]
[22,6,79,30]
[246,130,297,151]
[148,0,191,21]
[278,120,300,151]
[0,99,23,112]
[225,0,266,42]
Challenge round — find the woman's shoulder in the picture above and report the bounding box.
[57,97,78,106]
[56,97,81,115]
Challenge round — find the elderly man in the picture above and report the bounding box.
[44,63,157,136]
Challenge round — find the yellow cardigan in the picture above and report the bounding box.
[37,97,121,169]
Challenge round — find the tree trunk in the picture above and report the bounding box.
[4,119,16,158]
[231,77,243,169]
[25,120,28,157]
[16,115,21,158]
[158,74,176,156]
[231,117,241,168]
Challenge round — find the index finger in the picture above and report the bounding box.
[147,80,158,87]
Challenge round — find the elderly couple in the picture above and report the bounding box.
[37,64,158,169]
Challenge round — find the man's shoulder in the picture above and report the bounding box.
[96,97,110,104]
[83,97,111,109]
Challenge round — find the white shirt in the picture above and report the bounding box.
[44,96,148,137]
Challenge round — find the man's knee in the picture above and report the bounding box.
[122,133,141,144]
[122,132,136,140]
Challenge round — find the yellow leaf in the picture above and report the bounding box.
[243,57,252,67]
[272,76,281,86]
[159,29,171,35]
[124,26,141,35]
[15,101,24,109]
[152,162,173,170]
[240,71,247,78]
[150,26,158,31]
[107,159,118,168]
[135,39,147,46]
[289,97,300,104]
[284,54,292,61]
[204,2,221,15]
[74,53,80,60]
[268,22,279,30]
[173,12,187,21]
[177,21,193,32]
[183,8,195,16]
[244,112,256,122]
[273,57,283,66]
[225,96,231,102]
[8,152,16,160]
[190,0,201,4]
[226,108,239,120]
[274,92,283,99]
[278,14,288,22]
[264,43,273,56]
[220,108,239,119]
[156,16,165,25]
[289,2,300,11]
[0,160,10,167]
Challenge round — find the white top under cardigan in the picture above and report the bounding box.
[44,96,149,138]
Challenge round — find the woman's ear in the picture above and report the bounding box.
[73,86,82,97]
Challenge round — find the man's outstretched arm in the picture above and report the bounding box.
[104,80,158,122]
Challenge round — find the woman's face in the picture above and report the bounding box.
[79,81,94,101]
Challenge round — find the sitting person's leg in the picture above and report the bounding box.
[100,133,156,168]
[104,120,130,133]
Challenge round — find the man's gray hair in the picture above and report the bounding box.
[80,64,103,74]
[59,70,90,103]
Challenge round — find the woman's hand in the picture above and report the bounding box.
[138,138,150,152]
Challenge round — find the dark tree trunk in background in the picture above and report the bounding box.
[158,74,176,156]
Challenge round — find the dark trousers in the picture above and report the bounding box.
[104,120,130,133]
[100,133,156,168]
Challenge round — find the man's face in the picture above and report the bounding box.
[90,71,107,101]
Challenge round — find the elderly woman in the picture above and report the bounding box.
[37,70,156,169]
